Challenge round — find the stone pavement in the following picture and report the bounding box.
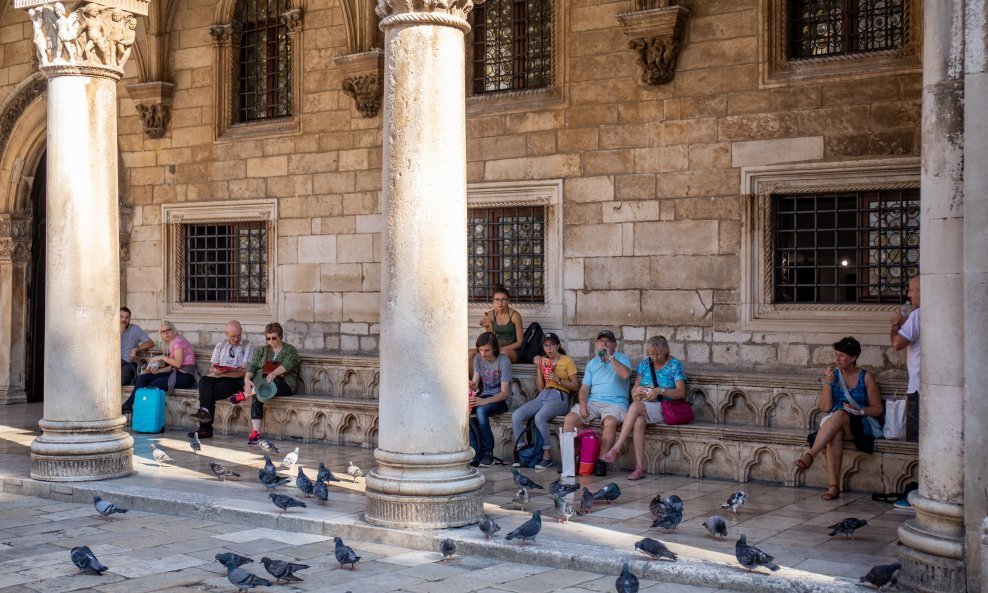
[0,404,908,593]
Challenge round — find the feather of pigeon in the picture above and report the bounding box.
[615,562,639,593]
[860,562,901,592]
[317,461,341,483]
[505,510,542,544]
[189,431,201,454]
[260,556,309,584]
[648,493,665,516]
[281,447,299,469]
[479,515,501,540]
[549,478,580,498]
[634,537,677,561]
[209,462,240,481]
[553,496,575,524]
[828,517,868,539]
[512,487,529,511]
[735,534,780,572]
[312,478,328,504]
[334,537,361,569]
[70,546,108,575]
[579,486,595,515]
[258,438,279,454]
[148,443,172,465]
[295,467,314,497]
[703,515,729,540]
[215,552,253,567]
[269,492,306,515]
[222,558,272,592]
[722,490,746,513]
[665,494,684,511]
[347,461,364,482]
[93,496,127,517]
[438,539,457,564]
[511,468,545,490]
[592,482,621,503]
[258,454,290,490]
[651,507,683,531]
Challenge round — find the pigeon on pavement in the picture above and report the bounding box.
[209,462,240,480]
[148,443,172,466]
[70,546,108,575]
[648,493,666,516]
[665,494,684,510]
[296,467,314,497]
[317,462,341,483]
[259,454,290,490]
[549,478,580,498]
[347,461,364,482]
[281,447,299,470]
[511,468,544,490]
[592,482,621,503]
[215,552,253,567]
[313,478,329,504]
[579,487,594,515]
[553,496,575,523]
[703,515,729,540]
[735,534,780,572]
[260,556,309,584]
[439,539,457,564]
[93,496,127,518]
[860,562,901,591]
[479,515,501,539]
[722,490,746,513]
[222,558,272,592]
[258,438,279,454]
[505,510,542,544]
[268,492,306,516]
[512,488,529,511]
[829,518,868,539]
[615,562,639,593]
[651,507,683,531]
[634,537,677,561]
[189,431,201,454]
[334,537,361,569]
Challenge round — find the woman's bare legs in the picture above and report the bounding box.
[600,401,645,461]
[795,411,849,499]
[631,415,647,469]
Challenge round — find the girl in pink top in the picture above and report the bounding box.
[122,321,197,412]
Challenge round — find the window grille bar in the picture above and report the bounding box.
[468,206,545,303]
[472,0,552,94]
[182,221,267,304]
[237,0,292,123]
[789,0,904,59]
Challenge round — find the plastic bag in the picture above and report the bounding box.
[560,429,576,477]
[884,396,907,440]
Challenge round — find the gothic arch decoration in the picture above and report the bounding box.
[365,416,378,448]
[657,439,692,477]
[842,452,881,492]
[306,410,331,441]
[696,442,736,481]
[338,413,360,445]
[688,388,715,423]
[339,369,363,399]
[720,390,757,426]
[764,391,804,428]
[744,446,785,483]
[335,0,383,117]
[367,370,380,400]
[281,407,303,439]
[308,367,333,396]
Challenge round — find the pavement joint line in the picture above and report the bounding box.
[0,474,870,593]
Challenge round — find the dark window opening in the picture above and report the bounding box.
[789,0,905,59]
[468,206,545,303]
[472,0,552,94]
[182,222,268,303]
[237,0,292,122]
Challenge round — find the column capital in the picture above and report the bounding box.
[0,214,31,262]
[17,1,149,80]
[375,0,483,30]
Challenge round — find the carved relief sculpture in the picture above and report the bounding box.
[342,73,382,118]
[375,0,481,20]
[280,8,303,32]
[617,3,689,86]
[26,2,141,75]
[135,103,170,138]
[208,23,233,45]
[628,36,681,85]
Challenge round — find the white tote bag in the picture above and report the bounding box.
[560,429,577,477]
[884,395,907,440]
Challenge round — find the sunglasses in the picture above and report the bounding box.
[266,336,280,341]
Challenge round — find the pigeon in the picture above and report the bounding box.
[312,478,329,504]
[665,494,684,511]
[615,562,639,593]
[592,482,621,503]
[860,562,901,591]
[269,492,306,516]
[648,493,666,516]
[735,534,780,572]
[722,490,746,513]
[281,447,299,469]
[347,461,364,482]
[260,556,309,584]
[479,515,501,539]
[579,487,595,515]
[549,478,580,498]
[511,468,544,490]
[317,462,340,483]
[70,546,108,575]
[635,537,677,561]
[215,552,253,567]
[438,538,457,564]
[93,496,127,517]
[209,462,240,480]
[651,507,683,531]
[553,496,575,523]
[505,510,542,544]
[829,517,868,539]
[334,536,361,569]
[189,431,201,453]
[222,558,272,592]
[148,443,172,465]
[296,467,314,497]
[258,438,280,454]
[703,515,729,540]
[259,454,290,490]
[512,487,529,511]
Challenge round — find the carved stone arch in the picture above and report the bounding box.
[894,459,919,492]
[842,452,881,492]
[688,388,715,423]
[281,407,304,439]
[720,390,757,426]
[696,442,737,481]
[765,390,804,429]
[0,74,47,216]
[306,410,331,441]
[743,446,786,484]
[224,403,251,434]
[657,438,691,477]
[339,0,382,54]
[339,369,363,399]
[338,412,360,445]
[367,370,380,400]
[309,367,333,396]
[364,415,379,448]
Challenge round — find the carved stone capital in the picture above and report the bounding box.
[280,8,303,32]
[375,0,481,28]
[17,1,148,79]
[208,23,234,45]
[335,50,384,118]
[126,81,175,138]
[617,4,689,86]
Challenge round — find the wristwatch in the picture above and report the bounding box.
[659,388,666,395]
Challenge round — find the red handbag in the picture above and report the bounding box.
[649,358,694,425]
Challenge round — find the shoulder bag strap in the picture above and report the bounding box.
[649,358,658,388]
[837,369,861,411]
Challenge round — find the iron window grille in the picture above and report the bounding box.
[773,189,919,304]
[789,0,905,59]
[468,206,545,303]
[237,0,292,122]
[181,222,268,304]
[472,0,552,94]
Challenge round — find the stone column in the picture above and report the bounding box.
[16,0,148,481]
[365,0,484,528]
[0,214,31,404]
[897,0,967,590]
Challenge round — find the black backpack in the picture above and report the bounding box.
[518,322,544,364]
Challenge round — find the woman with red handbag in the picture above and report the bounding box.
[599,336,689,480]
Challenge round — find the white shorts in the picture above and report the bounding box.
[571,402,627,424]
[642,400,664,424]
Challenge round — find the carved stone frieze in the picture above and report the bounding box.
[617,4,689,86]
[336,50,384,118]
[208,23,234,45]
[375,0,481,21]
[134,103,169,139]
[280,8,303,32]
[627,36,681,85]
[126,81,175,139]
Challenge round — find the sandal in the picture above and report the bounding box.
[628,466,646,481]
[794,452,814,471]
[599,448,619,464]
[821,484,840,501]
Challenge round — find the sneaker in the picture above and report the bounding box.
[628,466,647,481]
[228,392,248,405]
[534,458,554,470]
[470,458,481,468]
[191,407,213,422]
[511,461,521,468]
[247,431,261,445]
[478,454,495,468]
[188,429,213,439]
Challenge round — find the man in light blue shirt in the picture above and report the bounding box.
[562,330,632,464]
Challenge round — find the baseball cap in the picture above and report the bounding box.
[542,332,560,343]
[596,330,616,342]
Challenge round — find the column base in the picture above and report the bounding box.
[0,387,27,405]
[31,417,134,481]
[898,544,967,593]
[364,448,484,528]
[897,492,967,593]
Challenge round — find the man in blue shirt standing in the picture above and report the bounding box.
[562,330,632,472]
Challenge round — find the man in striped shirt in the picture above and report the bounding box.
[189,320,254,439]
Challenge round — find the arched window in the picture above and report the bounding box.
[472,0,552,94]
[236,0,293,122]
